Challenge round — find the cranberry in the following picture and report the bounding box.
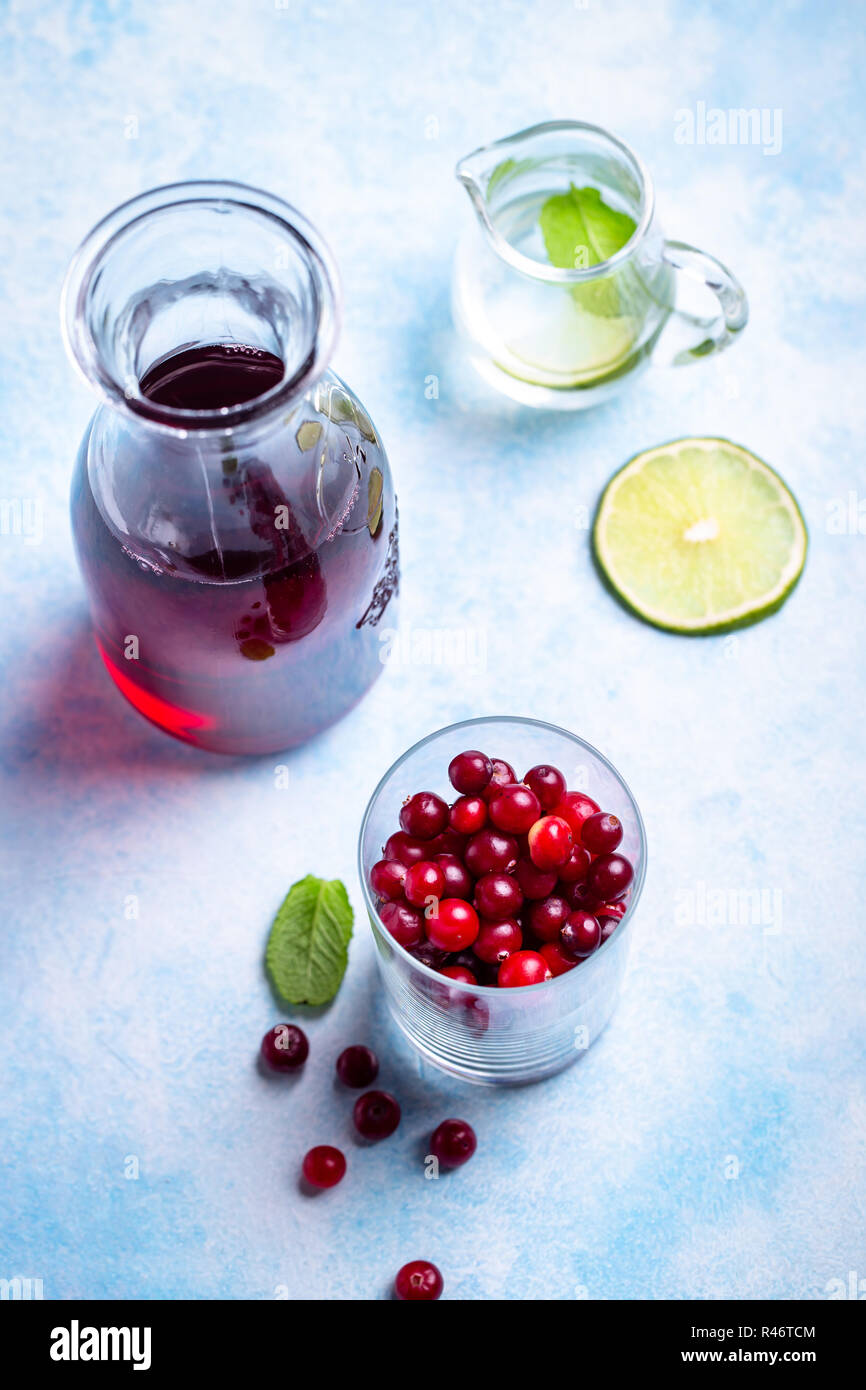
[370,858,408,901]
[473,917,522,964]
[498,949,552,988]
[561,878,598,910]
[400,791,449,840]
[556,844,592,884]
[561,910,601,958]
[440,964,476,983]
[404,860,446,908]
[380,900,424,949]
[448,749,493,795]
[527,814,573,870]
[394,1259,443,1301]
[516,856,558,900]
[552,791,600,838]
[587,852,633,900]
[383,831,428,866]
[410,940,449,969]
[449,795,488,836]
[435,853,473,900]
[302,1145,346,1188]
[260,1023,308,1072]
[336,1045,379,1088]
[450,949,480,973]
[427,828,467,858]
[426,898,479,952]
[527,894,571,942]
[600,917,620,942]
[595,899,627,924]
[581,811,623,854]
[464,828,519,877]
[481,758,518,803]
[540,940,578,976]
[524,763,566,809]
[489,783,541,834]
[430,1118,477,1168]
[354,1089,401,1140]
[474,871,523,921]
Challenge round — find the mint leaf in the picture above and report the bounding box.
[266,875,354,1006]
[539,184,637,320]
[539,184,635,271]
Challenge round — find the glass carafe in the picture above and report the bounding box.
[453,121,748,409]
[62,182,398,755]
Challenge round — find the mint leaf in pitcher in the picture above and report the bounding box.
[540,184,636,270]
[266,875,354,1006]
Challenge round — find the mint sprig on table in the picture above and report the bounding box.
[539,184,637,317]
[266,875,354,1006]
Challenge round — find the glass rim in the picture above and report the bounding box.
[357,714,648,996]
[456,119,655,286]
[60,179,341,435]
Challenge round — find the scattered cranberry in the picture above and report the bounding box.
[527,894,571,942]
[556,844,592,885]
[516,856,558,900]
[481,758,518,803]
[384,831,428,866]
[426,898,479,952]
[587,852,633,900]
[489,783,541,834]
[552,791,600,838]
[336,1045,379,1088]
[431,1118,477,1167]
[527,814,573,870]
[475,871,523,921]
[380,900,424,948]
[302,1145,345,1188]
[561,910,601,958]
[260,1023,308,1072]
[395,1259,443,1301]
[400,791,449,840]
[354,1089,401,1140]
[440,964,476,983]
[449,795,488,836]
[448,749,493,795]
[464,827,519,877]
[540,940,579,977]
[435,853,473,900]
[370,858,408,901]
[473,917,522,964]
[524,763,566,809]
[404,860,446,908]
[498,949,552,988]
[581,811,623,854]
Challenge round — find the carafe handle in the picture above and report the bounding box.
[654,240,748,366]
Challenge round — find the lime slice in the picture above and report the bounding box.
[593,438,807,634]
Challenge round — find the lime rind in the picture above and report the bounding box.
[592,438,808,635]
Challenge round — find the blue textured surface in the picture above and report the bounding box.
[2,0,865,1301]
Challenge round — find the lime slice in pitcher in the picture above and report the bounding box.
[593,438,808,634]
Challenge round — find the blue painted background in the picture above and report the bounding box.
[1,0,865,1300]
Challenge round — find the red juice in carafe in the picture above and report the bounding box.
[70,344,398,754]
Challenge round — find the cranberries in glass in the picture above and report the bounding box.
[448,749,493,795]
[399,791,449,840]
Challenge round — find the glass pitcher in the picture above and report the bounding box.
[62,182,398,756]
[453,121,748,409]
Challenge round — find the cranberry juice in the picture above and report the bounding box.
[71,344,398,754]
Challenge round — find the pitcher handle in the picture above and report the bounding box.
[654,240,748,367]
